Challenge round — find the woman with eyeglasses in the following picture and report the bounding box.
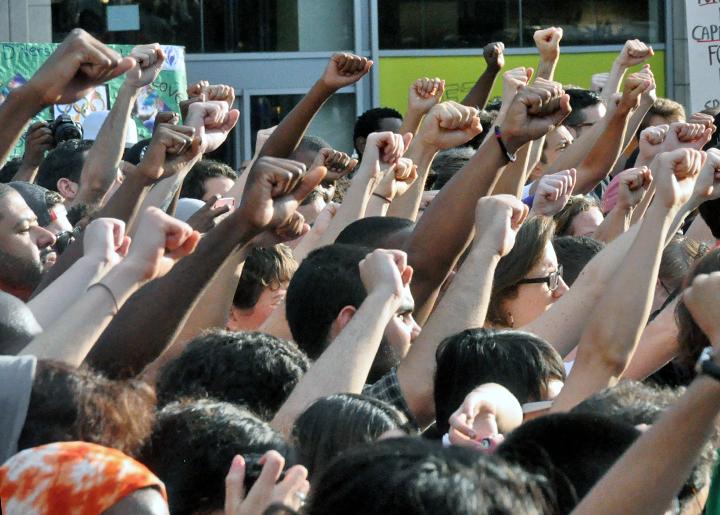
[486,216,569,328]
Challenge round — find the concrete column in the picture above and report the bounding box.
[4,0,51,42]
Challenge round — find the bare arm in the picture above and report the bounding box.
[461,42,504,109]
[599,39,654,103]
[592,168,650,243]
[271,249,408,437]
[398,77,444,136]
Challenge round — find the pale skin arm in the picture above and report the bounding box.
[600,39,654,103]
[271,250,407,437]
[398,195,528,427]
[385,142,437,220]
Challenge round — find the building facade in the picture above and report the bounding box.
[1,0,686,169]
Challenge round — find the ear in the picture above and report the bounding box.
[57,178,79,201]
[330,305,357,339]
[355,137,367,156]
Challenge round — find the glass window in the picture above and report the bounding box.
[378,0,665,49]
[250,93,356,156]
[51,0,354,53]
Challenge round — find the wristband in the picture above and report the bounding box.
[372,193,392,204]
[494,126,517,163]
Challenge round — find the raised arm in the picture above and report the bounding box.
[271,249,410,437]
[406,81,571,324]
[73,44,165,208]
[398,195,529,427]
[552,151,701,412]
[85,156,326,378]
[573,272,720,515]
[20,208,198,367]
[461,42,504,109]
[260,53,371,159]
[592,168,650,243]
[0,29,133,167]
[528,168,576,217]
[600,39,654,104]
[533,27,562,81]
[398,77,445,136]
[12,122,54,183]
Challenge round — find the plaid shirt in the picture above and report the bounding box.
[363,368,419,430]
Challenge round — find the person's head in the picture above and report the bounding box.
[0,184,56,300]
[36,139,93,201]
[141,399,290,515]
[157,330,309,420]
[487,216,567,328]
[0,441,169,515]
[289,135,331,169]
[292,393,410,479]
[572,381,716,513]
[497,412,641,513]
[639,97,687,135]
[434,328,565,434]
[698,197,720,240]
[179,159,238,202]
[553,236,604,287]
[654,236,708,312]
[554,195,604,237]
[0,157,21,183]
[533,125,574,178]
[228,245,297,331]
[677,249,720,367]
[286,244,420,382]
[563,89,606,138]
[8,181,72,236]
[19,360,156,458]
[335,216,414,250]
[353,107,403,157]
[0,291,42,354]
[429,147,475,190]
[307,437,546,515]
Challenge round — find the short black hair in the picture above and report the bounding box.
[36,139,93,191]
[141,399,292,515]
[291,135,331,157]
[123,138,151,166]
[286,244,371,359]
[156,329,309,420]
[434,328,566,434]
[563,89,603,127]
[497,412,640,513]
[233,245,297,310]
[307,437,546,515]
[180,158,237,200]
[353,107,403,155]
[0,158,21,183]
[292,393,409,478]
[699,197,720,239]
[553,236,604,286]
[429,147,474,190]
[335,217,414,249]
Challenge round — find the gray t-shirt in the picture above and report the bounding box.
[0,355,36,464]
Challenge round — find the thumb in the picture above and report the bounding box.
[402,132,413,153]
[292,166,327,202]
[203,194,221,210]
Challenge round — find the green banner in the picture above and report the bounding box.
[0,42,187,158]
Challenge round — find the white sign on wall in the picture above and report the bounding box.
[686,0,720,112]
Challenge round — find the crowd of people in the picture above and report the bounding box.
[1,25,720,514]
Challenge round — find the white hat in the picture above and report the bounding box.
[174,197,205,222]
[82,111,139,147]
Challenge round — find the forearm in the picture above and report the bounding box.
[600,60,626,103]
[622,97,653,152]
[399,244,501,426]
[271,291,398,437]
[85,215,256,378]
[621,298,679,380]
[386,142,437,220]
[461,68,500,109]
[12,163,39,183]
[73,84,137,206]
[315,167,376,245]
[573,375,720,515]
[630,182,654,226]
[592,205,632,243]
[574,109,631,193]
[546,116,609,176]
[537,58,558,81]
[553,204,672,412]
[260,80,334,158]
[0,87,43,167]
[406,138,506,323]
[27,256,110,327]
[20,262,143,367]
[398,108,425,137]
[365,195,389,217]
[490,143,531,198]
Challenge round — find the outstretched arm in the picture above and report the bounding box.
[271,249,410,437]
[398,195,528,427]
[398,77,444,136]
[600,39,654,103]
[461,42,504,109]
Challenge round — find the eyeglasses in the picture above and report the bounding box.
[516,265,564,291]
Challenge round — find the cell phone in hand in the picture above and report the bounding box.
[214,197,235,209]
[242,453,286,491]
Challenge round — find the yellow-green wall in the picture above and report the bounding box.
[379,51,665,114]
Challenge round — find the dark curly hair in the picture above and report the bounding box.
[18,360,156,458]
[179,158,238,200]
[156,329,309,420]
[36,139,93,192]
[353,107,402,156]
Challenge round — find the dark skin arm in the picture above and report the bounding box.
[260,53,372,159]
[461,42,504,109]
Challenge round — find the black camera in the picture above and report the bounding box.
[47,114,83,145]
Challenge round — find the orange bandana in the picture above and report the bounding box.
[0,441,167,514]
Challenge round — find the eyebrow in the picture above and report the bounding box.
[397,300,415,316]
[13,215,37,230]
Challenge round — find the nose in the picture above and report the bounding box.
[410,318,422,341]
[553,277,569,299]
[32,226,56,250]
